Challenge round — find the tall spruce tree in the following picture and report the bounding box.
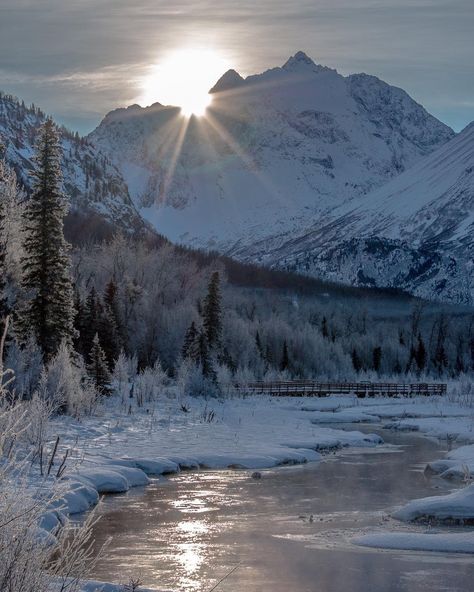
[372,346,382,372]
[104,278,124,345]
[415,334,427,373]
[198,330,215,381]
[21,119,74,359]
[202,271,221,348]
[87,333,111,393]
[182,320,199,361]
[280,340,289,372]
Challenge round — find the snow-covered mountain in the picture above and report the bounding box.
[268,121,474,304]
[0,92,145,237]
[89,52,453,255]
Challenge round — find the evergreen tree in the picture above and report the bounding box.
[280,340,289,372]
[255,330,264,357]
[198,330,215,381]
[372,346,382,372]
[87,333,111,393]
[98,303,121,370]
[104,278,124,343]
[73,289,86,354]
[83,286,101,359]
[351,348,362,373]
[218,346,237,374]
[405,345,417,374]
[415,334,427,372]
[20,119,74,359]
[202,271,221,348]
[321,316,329,339]
[182,321,199,361]
[265,344,273,368]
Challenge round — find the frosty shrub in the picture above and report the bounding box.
[0,319,102,592]
[447,376,474,407]
[177,358,220,398]
[5,334,44,398]
[39,340,98,417]
[135,359,168,406]
[112,351,130,404]
[215,363,235,397]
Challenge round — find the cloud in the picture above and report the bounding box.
[1,0,472,133]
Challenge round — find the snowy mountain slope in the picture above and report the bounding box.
[0,92,145,236]
[255,122,474,304]
[89,52,453,253]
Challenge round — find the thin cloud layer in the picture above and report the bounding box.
[1,0,472,133]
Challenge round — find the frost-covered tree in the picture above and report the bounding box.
[20,119,74,359]
[40,340,96,416]
[0,162,9,326]
[0,154,24,326]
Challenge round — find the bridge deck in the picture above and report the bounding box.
[237,381,447,397]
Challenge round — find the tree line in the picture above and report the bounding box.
[1,120,474,416]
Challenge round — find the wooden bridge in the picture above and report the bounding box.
[237,380,447,398]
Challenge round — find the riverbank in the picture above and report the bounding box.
[83,427,474,592]
[47,393,474,517]
[41,392,474,590]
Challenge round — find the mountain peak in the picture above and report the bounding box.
[284,51,314,66]
[282,51,335,75]
[209,69,245,94]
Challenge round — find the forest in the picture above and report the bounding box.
[1,120,473,418]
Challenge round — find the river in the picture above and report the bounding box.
[85,427,474,591]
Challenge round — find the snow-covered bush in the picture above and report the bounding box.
[39,341,97,417]
[135,359,168,405]
[0,320,100,592]
[5,334,43,398]
[176,358,220,398]
[112,351,130,404]
[215,363,236,397]
[447,376,474,407]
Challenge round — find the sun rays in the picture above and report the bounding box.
[133,51,284,209]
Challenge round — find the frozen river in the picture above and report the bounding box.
[86,428,474,591]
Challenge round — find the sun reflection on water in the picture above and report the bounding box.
[173,520,210,591]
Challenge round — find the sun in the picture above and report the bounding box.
[139,49,231,117]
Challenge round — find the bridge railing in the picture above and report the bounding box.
[235,381,447,397]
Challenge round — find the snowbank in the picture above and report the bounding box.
[353,531,474,554]
[393,484,474,523]
[310,409,380,424]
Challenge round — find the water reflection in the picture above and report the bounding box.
[86,431,474,592]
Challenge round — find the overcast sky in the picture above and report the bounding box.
[1,0,473,134]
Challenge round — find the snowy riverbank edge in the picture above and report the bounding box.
[320,395,474,555]
[41,393,474,585]
[46,395,388,520]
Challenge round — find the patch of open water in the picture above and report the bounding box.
[85,428,474,592]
